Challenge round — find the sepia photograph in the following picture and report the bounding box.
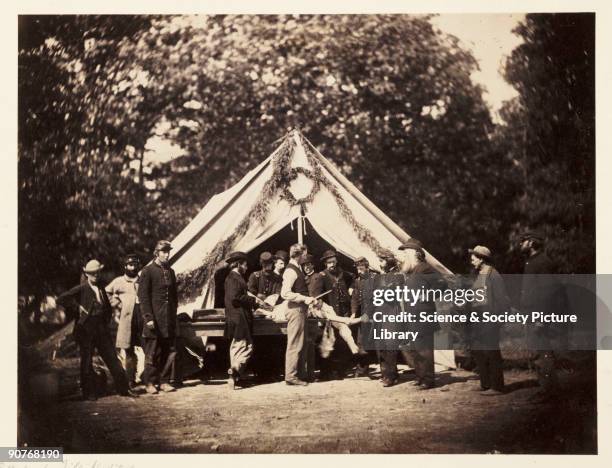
[15,8,600,456]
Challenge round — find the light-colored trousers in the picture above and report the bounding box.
[285,306,307,381]
[229,337,253,376]
[117,346,145,384]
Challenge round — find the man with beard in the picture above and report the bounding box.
[138,240,179,394]
[280,243,316,386]
[56,259,135,400]
[224,251,258,390]
[468,245,511,396]
[372,248,411,388]
[311,249,355,379]
[399,239,445,390]
[106,254,144,387]
[519,231,563,401]
[351,256,375,377]
[248,251,282,300]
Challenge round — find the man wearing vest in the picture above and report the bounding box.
[56,259,135,400]
[280,243,316,386]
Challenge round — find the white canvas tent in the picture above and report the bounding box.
[170,130,455,368]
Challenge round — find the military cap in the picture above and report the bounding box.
[125,253,140,265]
[520,231,545,242]
[354,256,369,266]
[320,249,338,262]
[154,240,173,252]
[225,251,248,264]
[299,254,315,266]
[468,245,492,261]
[274,250,289,263]
[259,251,273,264]
[83,259,104,274]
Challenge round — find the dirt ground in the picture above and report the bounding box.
[18,363,597,454]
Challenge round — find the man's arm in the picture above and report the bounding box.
[247,272,259,296]
[350,278,361,317]
[281,268,311,304]
[229,275,256,310]
[56,284,83,322]
[137,268,155,323]
[170,269,179,311]
[105,278,122,310]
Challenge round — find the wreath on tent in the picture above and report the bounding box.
[176,131,386,304]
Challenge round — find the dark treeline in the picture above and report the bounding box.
[18,14,595,299]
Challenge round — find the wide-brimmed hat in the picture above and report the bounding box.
[83,259,104,274]
[320,249,338,262]
[155,240,173,252]
[299,254,315,266]
[259,251,273,264]
[226,251,248,264]
[354,256,369,266]
[468,245,492,261]
[398,239,424,253]
[274,250,289,263]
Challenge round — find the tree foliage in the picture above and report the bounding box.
[500,13,595,273]
[18,13,594,297]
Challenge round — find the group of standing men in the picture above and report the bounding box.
[56,230,563,401]
[57,240,181,400]
[224,230,565,401]
[222,240,445,389]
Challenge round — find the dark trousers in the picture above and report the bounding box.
[76,320,129,397]
[534,350,559,393]
[141,337,177,385]
[378,350,398,381]
[473,350,504,391]
[402,333,435,386]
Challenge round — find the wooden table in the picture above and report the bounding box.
[182,308,322,335]
[179,309,321,380]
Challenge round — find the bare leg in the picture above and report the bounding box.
[332,322,360,354]
[312,302,361,326]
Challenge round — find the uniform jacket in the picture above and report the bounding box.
[137,261,178,339]
[106,274,139,348]
[520,251,557,311]
[351,270,374,317]
[247,269,282,299]
[224,270,257,342]
[311,268,353,317]
[305,271,318,297]
[521,251,567,345]
[57,282,113,338]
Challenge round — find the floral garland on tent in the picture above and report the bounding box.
[176,136,296,303]
[297,133,386,255]
[176,131,387,304]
